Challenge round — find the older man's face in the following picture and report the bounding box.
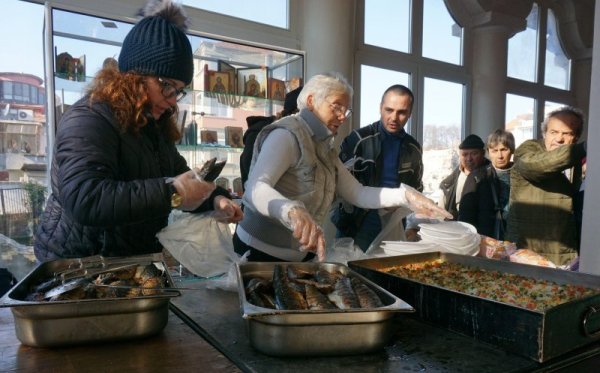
[544,114,578,151]
[459,148,485,174]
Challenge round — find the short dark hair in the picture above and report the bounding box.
[541,106,585,139]
[486,129,515,153]
[381,84,414,111]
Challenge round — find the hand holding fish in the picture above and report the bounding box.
[170,170,216,211]
[403,184,453,220]
[288,206,326,261]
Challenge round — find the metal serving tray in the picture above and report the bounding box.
[0,253,180,347]
[348,252,600,362]
[235,261,414,357]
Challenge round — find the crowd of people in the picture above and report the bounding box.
[32,0,586,270]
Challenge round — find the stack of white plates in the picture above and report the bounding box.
[417,221,480,256]
[379,241,443,256]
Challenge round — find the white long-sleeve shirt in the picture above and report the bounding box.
[237,128,410,260]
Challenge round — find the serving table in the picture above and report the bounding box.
[2,274,600,372]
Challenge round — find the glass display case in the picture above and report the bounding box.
[50,7,304,196]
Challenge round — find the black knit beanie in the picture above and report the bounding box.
[282,86,303,116]
[118,0,193,85]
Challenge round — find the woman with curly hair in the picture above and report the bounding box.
[34,0,242,261]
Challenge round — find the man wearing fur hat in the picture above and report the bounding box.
[34,0,242,261]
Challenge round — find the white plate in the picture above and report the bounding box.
[418,221,477,235]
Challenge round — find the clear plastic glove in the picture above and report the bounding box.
[288,206,326,262]
[212,196,243,223]
[172,170,216,211]
[403,184,453,220]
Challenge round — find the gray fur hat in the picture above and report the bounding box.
[118,0,193,85]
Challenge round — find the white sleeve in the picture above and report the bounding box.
[335,159,409,208]
[242,129,305,227]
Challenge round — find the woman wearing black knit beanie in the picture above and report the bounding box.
[34,0,242,261]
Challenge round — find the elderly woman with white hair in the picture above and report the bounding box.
[233,72,452,262]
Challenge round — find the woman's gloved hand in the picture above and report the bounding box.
[403,184,453,220]
[212,196,243,223]
[288,206,326,262]
[172,170,216,211]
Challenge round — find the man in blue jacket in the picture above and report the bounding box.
[331,85,423,251]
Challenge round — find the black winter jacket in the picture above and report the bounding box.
[239,115,275,190]
[331,121,423,236]
[34,96,228,260]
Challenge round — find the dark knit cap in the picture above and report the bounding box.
[282,86,303,116]
[118,0,193,85]
[459,134,485,149]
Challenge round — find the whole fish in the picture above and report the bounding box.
[305,284,337,310]
[351,277,384,308]
[273,265,308,310]
[328,276,361,309]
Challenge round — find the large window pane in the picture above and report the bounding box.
[422,0,462,65]
[422,78,463,197]
[359,65,409,127]
[505,94,535,148]
[507,3,538,82]
[364,0,410,53]
[544,9,570,89]
[183,0,288,29]
[1,0,45,279]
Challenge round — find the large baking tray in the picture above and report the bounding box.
[0,253,180,347]
[236,261,414,357]
[348,252,600,362]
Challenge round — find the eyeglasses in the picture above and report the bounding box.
[328,101,352,118]
[157,77,187,102]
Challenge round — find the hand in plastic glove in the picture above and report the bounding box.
[212,196,243,223]
[172,170,216,211]
[403,184,453,220]
[288,206,326,262]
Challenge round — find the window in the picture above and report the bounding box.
[360,0,466,197]
[544,9,570,90]
[505,94,535,148]
[505,3,573,140]
[422,78,464,197]
[182,0,289,29]
[507,3,538,82]
[422,0,462,65]
[364,0,410,53]
[359,65,409,127]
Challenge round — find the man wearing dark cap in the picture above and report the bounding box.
[438,134,490,223]
[331,84,423,252]
[239,85,302,190]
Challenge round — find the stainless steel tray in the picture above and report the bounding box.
[235,261,414,357]
[348,252,600,362]
[0,253,180,347]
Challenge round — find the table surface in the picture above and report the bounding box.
[0,306,240,373]
[167,277,600,373]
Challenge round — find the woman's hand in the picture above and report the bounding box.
[288,207,325,261]
[403,184,453,220]
[213,196,243,223]
[172,170,216,211]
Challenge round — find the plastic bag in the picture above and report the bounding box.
[324,237,368,264]
[157,212,239,278]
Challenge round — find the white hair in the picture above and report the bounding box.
[297,72,353,110]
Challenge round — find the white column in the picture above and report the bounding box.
[295,0,355,82]
[579,0,600,275]
[469,25,510,138]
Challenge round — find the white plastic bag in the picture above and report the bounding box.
[157,212,239,278]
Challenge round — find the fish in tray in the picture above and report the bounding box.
[245,264,385,311]
[26,263,168,302]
